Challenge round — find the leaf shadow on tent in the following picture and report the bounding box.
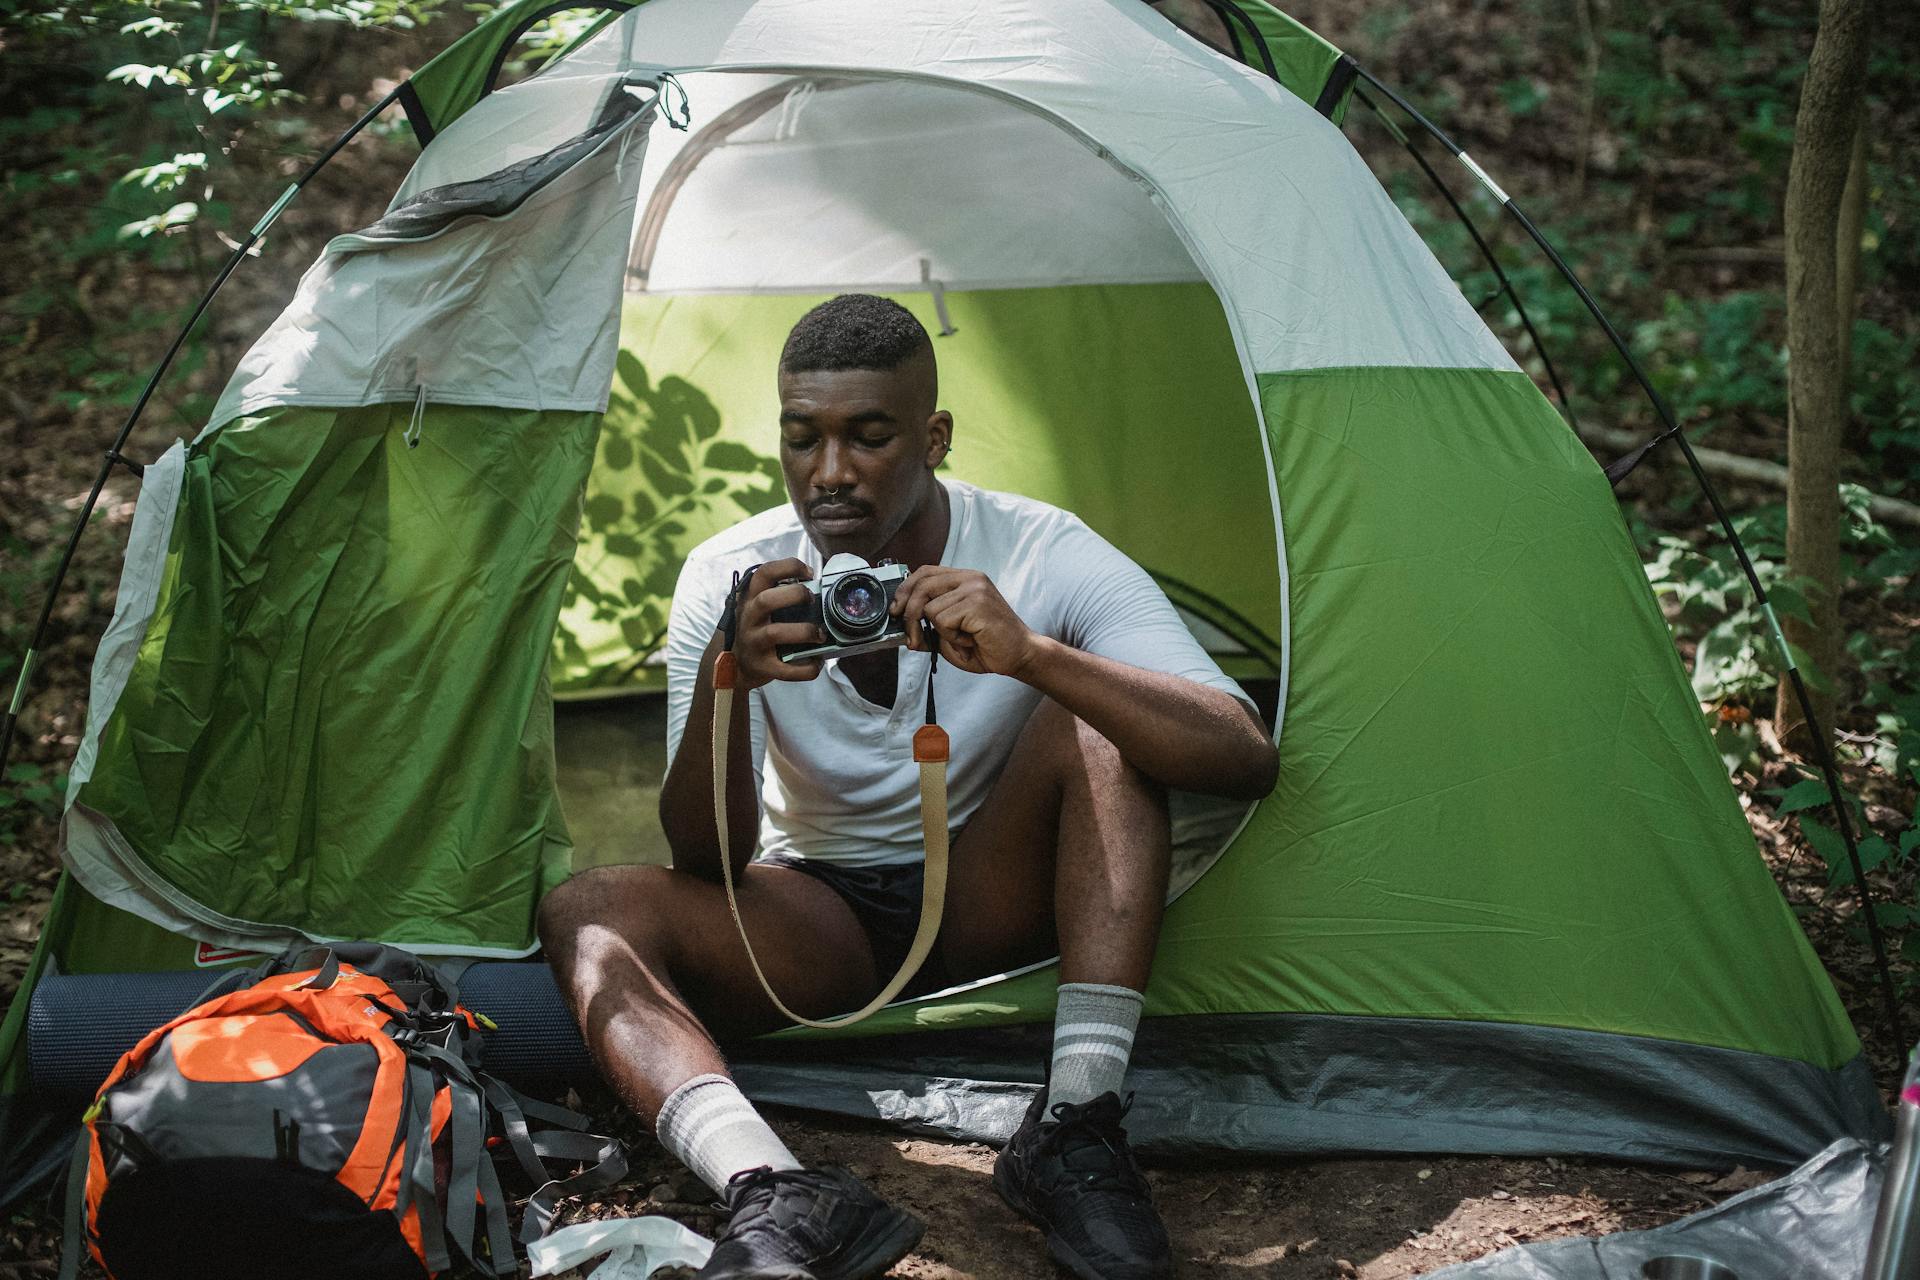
[557,352,785,683]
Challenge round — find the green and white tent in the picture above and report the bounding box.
[5,0,1887,1172]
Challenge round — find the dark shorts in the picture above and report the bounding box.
[756,854,950,999]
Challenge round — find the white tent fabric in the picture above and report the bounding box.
[208,93,657,431]
[578,0,1515,373]
[209,0,1514,435]
[631,74,1207,293]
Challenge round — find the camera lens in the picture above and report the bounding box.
[826,573,884,638]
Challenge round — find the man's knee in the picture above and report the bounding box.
[538,864,681,967]
[1027,699,1162,798]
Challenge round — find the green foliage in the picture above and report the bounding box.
[488,5,620,88]
[0,0,468,424]
[1634,292,1787,434]
[1771,765,1920,981]
[1642,489,1919,779]
[1855,318,1920,492]
[1641,506,1799,772]
[1,763,67,849]
[6,0,450,252]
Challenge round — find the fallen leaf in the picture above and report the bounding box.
[1706,1167,1772,1194]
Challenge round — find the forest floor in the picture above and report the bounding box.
[2,1,1915,1276]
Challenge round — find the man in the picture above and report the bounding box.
[540,294,1276,1280]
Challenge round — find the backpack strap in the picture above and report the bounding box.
[518,1128,629,1246]
[293,947,344,991]
[396,1061,452,1276]
[55,1129,89,1280]
[443,1077,517,1278]
[402,1038,626,1254]
[475,1073,626,1244]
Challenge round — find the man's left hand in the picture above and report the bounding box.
[891,567,1040,679]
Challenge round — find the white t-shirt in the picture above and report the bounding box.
[664,481,1253,867]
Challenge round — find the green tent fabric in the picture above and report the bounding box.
[72,404,590,953]
[3,0,1887,1181]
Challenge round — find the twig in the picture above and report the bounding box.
[1581,423,1920,530]
[1667,246,1787,265]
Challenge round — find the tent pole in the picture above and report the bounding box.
[1351,64,1909,1055]
[1352,89,1580,433]
[0,87,403,781]
[1142,1,1279,83]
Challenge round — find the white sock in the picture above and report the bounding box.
[655,1073,802,1194]
[1047,982,1144,1107]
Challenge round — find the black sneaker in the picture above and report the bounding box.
[993,1091,1173,1280]
[694,1165,924,1280]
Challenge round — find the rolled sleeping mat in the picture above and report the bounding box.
[27,962,593,1100]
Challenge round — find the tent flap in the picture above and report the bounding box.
[65,404,600,957]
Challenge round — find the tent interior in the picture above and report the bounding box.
[554,69,1283,932]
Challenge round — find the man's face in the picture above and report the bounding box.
[777,357,951,560]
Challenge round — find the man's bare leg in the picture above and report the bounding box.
[541,862,926,1278]
[939,697,1171,992]
[539,861,882,1193]
[938,697,1170,1103]
[540,861,880,1115]
[938,698,1178,1280]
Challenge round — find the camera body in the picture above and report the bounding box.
[771,553,911,663]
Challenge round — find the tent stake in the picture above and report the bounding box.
[1351,63,1909,1056]
[0,87,402,781]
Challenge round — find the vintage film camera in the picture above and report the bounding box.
[771,553,911,663]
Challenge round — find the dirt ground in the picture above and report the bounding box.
[531,1107,1776,1280]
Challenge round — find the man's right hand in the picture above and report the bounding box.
[728,558,828,690]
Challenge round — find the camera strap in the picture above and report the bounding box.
[709,643,949,1029]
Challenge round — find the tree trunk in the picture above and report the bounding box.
[1836,103,1868,438]
[1774,0,1870,752]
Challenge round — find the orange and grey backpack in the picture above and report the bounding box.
[58,942,625,1280]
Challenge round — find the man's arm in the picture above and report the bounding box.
[1017,636,1275,799]
[891,567,1277,800]
[658,558,827,881]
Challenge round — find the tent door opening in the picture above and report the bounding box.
[551,69,1286,1007]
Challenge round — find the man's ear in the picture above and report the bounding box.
[926,410,954,468]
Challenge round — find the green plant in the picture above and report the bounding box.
[1634,292,1788,435]
[1770,767,1920,981]
[2,763,67,848]
[1642,506,1807,770]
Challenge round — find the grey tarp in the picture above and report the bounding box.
[1428,1139,1883,1280]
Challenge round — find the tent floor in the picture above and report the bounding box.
[579,1104,1801,1280]
[554,693,673,872]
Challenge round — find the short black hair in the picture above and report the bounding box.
[780,294,932,374]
